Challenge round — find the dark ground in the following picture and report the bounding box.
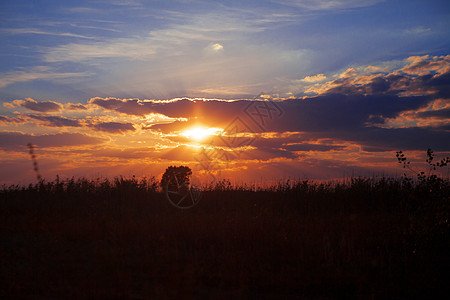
[1,177,449,298]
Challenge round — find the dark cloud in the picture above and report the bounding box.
[245,146,297,161]
[354,127,450,152]
[23,114,82,127]
[15,98,62,112]
[0,115,24,124]
[160,145,199,161]
[95,91,447,152]
[0,131,107,151]
[416,107,450,119]
[274,94,431,132]
[283,143,345,152]
[150,120,191,133]
[77,147,159,160]
[0,114,83,127]
[319,71,450,98]
[270,96,449,152]
[89,121,135,134]
[66,103,87,110]
[89,97,257,126]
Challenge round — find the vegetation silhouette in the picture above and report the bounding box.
[0,152,448,297]
[396,148,450,190]
[396,148,449,181]
[161,165,200,209]
[160,165,192,190]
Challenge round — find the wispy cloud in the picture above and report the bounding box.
[0,67,91,88]
[404,26,431,35]
[43,38,159,62]
[42,9,298,63]
[272,0,384,10]
[0,28,95,39]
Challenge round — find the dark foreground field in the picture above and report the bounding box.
[1,177,449,299]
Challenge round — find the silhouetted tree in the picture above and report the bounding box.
[160,166,192,191]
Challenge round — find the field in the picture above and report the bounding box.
[1,176,449,298]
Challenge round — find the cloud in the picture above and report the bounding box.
[401,55,450,76]
[339,68,357,79]
[404,26,431,35]
[0,115,24,124]
[86,86,449,153]
[24,8,311,99]
[43,38,159,62]
[13,98,62,112]
[65,103,88,110]
[416,107,450,119]
[0,28,94,39]
[1,53,448,183]
[273,0,383,10]
[88,97,151,116]
[0,131,107,150]
[88,97,252,124]
[160,145,200,161]
[89,121,136,134]
[22,114,82,127]
[42,14,256,62]
[283,143,345,152]
[299,74,326,82]
[304,55,450,98]
[0,67,90,88]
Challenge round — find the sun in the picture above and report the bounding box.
[181,126,223,142]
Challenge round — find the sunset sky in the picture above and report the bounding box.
[1,0,449,185]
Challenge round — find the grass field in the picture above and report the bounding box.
[1,176,449,298]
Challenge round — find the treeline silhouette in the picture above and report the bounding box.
[1,175,449,298]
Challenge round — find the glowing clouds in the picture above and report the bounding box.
[12,98,62,112]
[181,126,223,142]
[299,74,327,82]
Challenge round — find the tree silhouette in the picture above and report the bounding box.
[161,166,200,209]
[161,165,192,190]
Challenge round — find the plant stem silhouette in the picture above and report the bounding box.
[27,143,42,182]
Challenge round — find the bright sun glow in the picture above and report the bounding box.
[181,126,223,141]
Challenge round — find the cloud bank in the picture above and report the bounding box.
[0,54,449,184]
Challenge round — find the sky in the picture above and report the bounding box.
[0,0,449,185]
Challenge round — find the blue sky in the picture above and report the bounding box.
[1,0,449,101]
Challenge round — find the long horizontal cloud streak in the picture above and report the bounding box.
[0,114,134,134]
[0,132,106,150]
[88,93,447,151]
